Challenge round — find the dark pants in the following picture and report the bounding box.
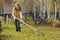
[15,19,21,32]
[29,12,34,20]
[3,14,11,23]
[3,14,7,23]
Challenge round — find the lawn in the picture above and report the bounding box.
[0,22,60,40]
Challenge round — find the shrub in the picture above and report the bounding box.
[53,19,60,27]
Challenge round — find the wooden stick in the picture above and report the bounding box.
[16,17,36,31]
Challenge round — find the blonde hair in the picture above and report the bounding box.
[14,3,21,11]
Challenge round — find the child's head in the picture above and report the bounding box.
[15,3,21,11]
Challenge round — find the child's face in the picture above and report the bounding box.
[15,5,20,10]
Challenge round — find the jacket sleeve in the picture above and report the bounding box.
[20,12,23,19]
[12,8,16,19]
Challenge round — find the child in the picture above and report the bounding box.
[12,3,22,32]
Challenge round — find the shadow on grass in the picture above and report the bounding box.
[0,35,12,40]
[2,27,10,29]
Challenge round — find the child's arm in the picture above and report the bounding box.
[12,8,16,19]
[20,11,23,20]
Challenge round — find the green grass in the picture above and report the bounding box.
[0,23,60,40]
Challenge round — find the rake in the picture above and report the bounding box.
[16,17,43,36]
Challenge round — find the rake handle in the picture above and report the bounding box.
[16,18,36,31]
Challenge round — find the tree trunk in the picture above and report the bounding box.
[47,0,50,19]
[44,0,47,18]
[39,0,43,18]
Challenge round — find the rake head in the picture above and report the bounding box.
[35,30,44,36]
